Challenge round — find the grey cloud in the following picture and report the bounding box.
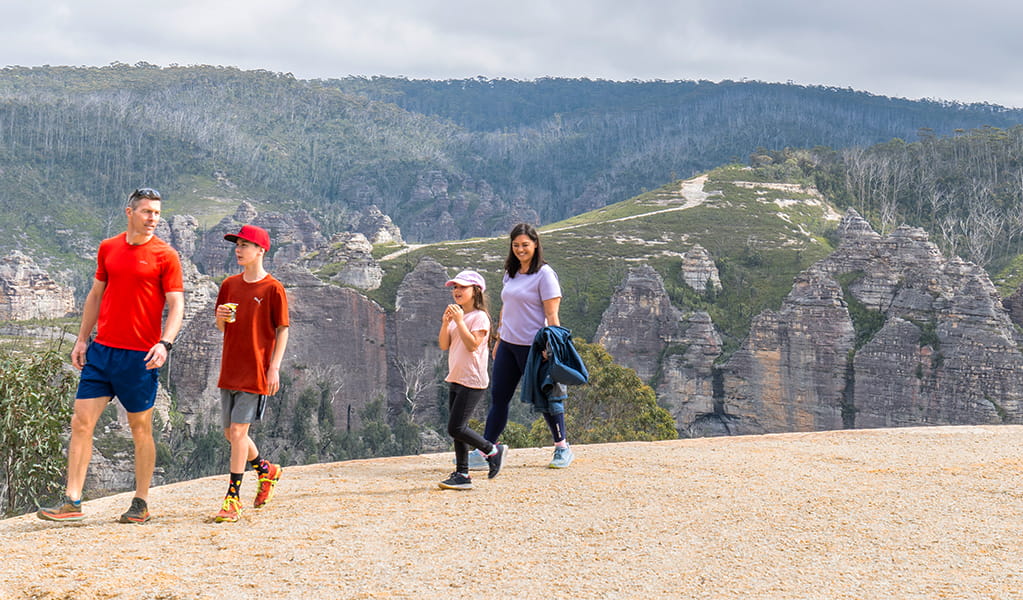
[2,0,1022,107]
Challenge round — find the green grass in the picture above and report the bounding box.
[992,253,1023,298]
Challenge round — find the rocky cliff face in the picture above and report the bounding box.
[387,257,455,427]
[680,244,721,294]
[595,265,687,382]
[0,251,75,320]
[298,232,383,290]
[719,208,1023,434]
[719,270,857,434]
[595,208,1023,437]
[354,205,404,245]
[595,265,723,435]
[188,202,327,277]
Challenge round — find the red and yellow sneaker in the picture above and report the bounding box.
[214,496,242,523]
[253,463,282,508]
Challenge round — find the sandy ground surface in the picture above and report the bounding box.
[3,425,1023,599]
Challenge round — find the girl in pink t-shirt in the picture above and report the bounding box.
[437,270,506,490]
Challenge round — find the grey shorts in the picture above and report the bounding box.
[220,389,267,428]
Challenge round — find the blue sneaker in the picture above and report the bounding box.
[548,445,574,469]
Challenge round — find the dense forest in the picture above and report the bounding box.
[3,64,1023,284]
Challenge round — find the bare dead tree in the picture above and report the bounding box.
[393,355,442,420]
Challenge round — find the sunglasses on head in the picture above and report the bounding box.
[129,188,161,202]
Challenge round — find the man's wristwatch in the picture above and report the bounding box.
[159,340,173,352]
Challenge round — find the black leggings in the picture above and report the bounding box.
[484,340,567,445]
[448,383,494,473]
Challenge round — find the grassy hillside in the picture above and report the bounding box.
[369,166,839,356]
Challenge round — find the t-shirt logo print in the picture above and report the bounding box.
[253,297,263,305]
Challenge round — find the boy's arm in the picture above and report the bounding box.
[266,325,289,395]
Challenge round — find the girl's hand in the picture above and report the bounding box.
[448,303,464,322]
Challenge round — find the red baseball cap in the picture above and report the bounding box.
[224,224,271,251]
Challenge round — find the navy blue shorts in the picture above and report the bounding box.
[76,342,158,413]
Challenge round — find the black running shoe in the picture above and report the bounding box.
[487,444,507,479]
[438,472,473,490]
[119,497,151,523]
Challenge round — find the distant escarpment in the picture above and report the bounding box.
[597,208,1023,435]
[0,251,75,321]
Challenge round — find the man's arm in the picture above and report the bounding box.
[71,278,107,370]
[144,291,185,369]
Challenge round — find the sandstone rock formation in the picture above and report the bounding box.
[0,251,75,320]
[593,208,1023,437]
[353,205,403,245]
[657,311,723,437]
[401,170,539,242]
[299,232,384,290]
[680,244,721,295]
[719,208,1023,433]
[595,265,722,435]
[387,257,455,429]
[595,265,686,382]
[189,202,327,277]
[720,270,856,434]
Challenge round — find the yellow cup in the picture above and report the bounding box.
[222,303,238,323]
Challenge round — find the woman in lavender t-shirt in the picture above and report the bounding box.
[482,222,575,469]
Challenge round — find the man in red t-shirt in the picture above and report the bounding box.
[38,188,184,525]
[212,224,290,523]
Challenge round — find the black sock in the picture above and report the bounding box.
[250,455,268,474]
[227,472,244,498]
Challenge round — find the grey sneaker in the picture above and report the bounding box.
[453,449,489,471]
[119,497,151,523]
[438,472,473,490]
[548,445,574,469]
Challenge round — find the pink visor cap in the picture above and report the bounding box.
[224,224,271,251]
[445,270,486,292]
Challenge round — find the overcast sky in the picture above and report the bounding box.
[2,0,1021,108]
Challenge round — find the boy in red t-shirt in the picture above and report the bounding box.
[213,224,290,523]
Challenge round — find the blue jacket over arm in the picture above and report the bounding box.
[520,326,589,414]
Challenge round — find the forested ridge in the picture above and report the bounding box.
[745,126,1023,286]
[4,63,1023,285]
